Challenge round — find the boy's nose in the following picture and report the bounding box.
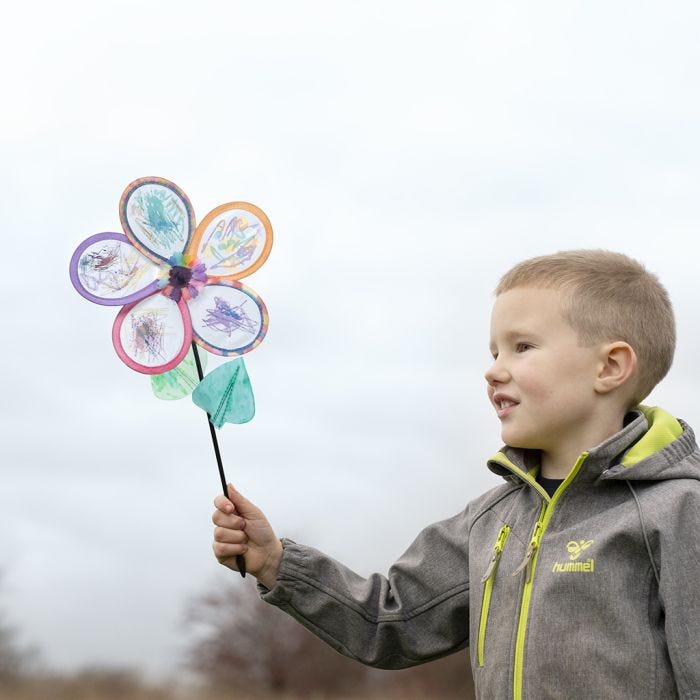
[485,359,509,385]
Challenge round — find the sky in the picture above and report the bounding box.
[1,0,700,680]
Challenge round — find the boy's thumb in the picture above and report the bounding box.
[226,483,258,515]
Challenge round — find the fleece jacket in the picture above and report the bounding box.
[260,407,700,699]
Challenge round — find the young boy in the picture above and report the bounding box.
[212,250,700,699]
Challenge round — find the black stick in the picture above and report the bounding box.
[191,342,246,578]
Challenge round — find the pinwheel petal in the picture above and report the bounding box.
[150,345,207,400]
[112,293,192,374]
[69,233,163,306]
[192,358,255,427]
[120,177,195,264]
[187,280,268,356]
[186,202,272,280]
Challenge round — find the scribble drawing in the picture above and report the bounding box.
[202,215,261,270]
[202,296,258,337]
[79,244,148,294]
[130,188,186,248]
[130,309,167,363]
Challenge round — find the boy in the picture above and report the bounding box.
[212,250,700,698]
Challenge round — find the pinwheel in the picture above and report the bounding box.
[69,176,273,576]
[70,177,271,373]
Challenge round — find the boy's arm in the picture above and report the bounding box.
[260,516,471,669]
[212,486,470,669]
[658,487,700,696]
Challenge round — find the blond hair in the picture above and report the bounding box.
[495,250,675,404]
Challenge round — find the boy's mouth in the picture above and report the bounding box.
[493,394,518,418]
[497,403,517,419]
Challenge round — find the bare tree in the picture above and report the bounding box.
[0,571,37,686]
[48,667,173,700]
[372,650,475,699]
[0,621,26,683]
[184,577,474,698]
[185,578,372,696]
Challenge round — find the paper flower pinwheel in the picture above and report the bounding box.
[69,177,272,374]
[70,177,272,579]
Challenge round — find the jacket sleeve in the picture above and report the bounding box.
[259,509,471,669]
[658,484,700,698]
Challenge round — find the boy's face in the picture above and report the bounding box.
[486,287,605,459]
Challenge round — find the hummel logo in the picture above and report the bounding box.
[566,539,593,561]
[552,539,595,574]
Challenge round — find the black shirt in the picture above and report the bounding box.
[536,474,564,498]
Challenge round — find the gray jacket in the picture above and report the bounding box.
[261,407,700,699]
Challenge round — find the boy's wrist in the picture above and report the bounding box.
[257,539,284,589]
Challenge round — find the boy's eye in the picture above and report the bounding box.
[516,343,532,353]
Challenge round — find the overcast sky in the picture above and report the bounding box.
[2,0,700,680]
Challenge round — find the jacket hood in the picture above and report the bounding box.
[602,406,700,483]
[488,405,700,492]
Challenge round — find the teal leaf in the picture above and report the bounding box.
[192,358,255,427]
[150,346,207,400]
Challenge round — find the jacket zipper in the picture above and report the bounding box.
[512,511,545,582]
[477,524,511,667]
[511,503,547,698]
[491,451,590,700]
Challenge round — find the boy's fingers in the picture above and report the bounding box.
[212,510,245,529]
[213,541,247,560]
[214,527,247,545]
[226,483,260,517]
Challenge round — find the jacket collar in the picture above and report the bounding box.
[487,408,661,491]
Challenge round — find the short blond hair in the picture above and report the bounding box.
[495,250,675,404]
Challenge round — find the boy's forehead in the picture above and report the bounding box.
[490,287,569,332]
[493,286,566,312]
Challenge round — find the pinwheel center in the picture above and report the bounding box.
[169,265,193,289]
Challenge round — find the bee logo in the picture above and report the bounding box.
[566,540,594,561]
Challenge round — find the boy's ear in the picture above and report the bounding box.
[594,342,637,395]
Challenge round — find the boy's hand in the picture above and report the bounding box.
[212,484,283,589]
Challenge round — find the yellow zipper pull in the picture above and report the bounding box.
[512,521,543,581]
[481,525,511,583]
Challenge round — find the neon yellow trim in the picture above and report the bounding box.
[512,452,589,700]
[512,504,545,698]
[489,453,551,502]
[477,525,511,667]
[622,405,683,467]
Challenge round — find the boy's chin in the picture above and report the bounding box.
[504,442,540,452]
[501,430,540,451]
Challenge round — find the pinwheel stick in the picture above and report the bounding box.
[191,342,246,578]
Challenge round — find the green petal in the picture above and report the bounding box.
[192,358,255,427]
[150,346,207,400]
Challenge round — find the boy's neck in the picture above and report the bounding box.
[540,454,584,480]
[539,412,627,480]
